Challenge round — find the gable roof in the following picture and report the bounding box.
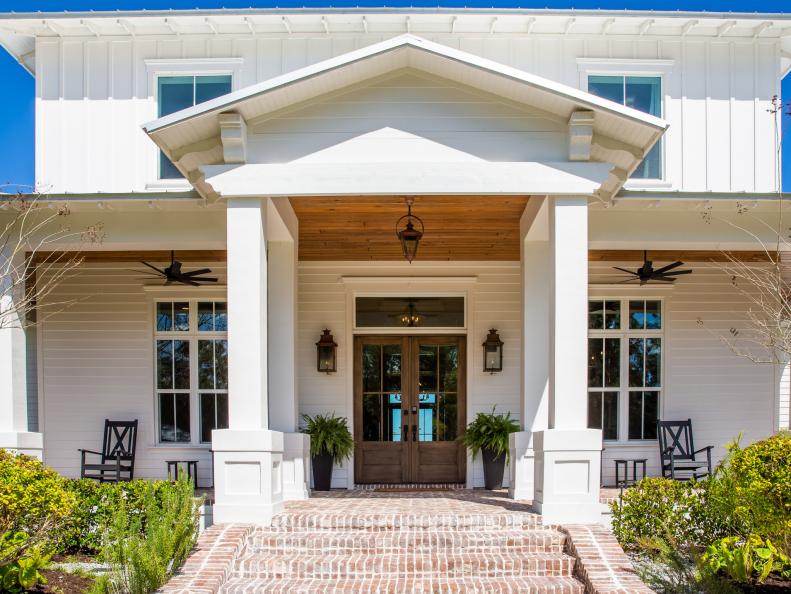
[143,34,668,200]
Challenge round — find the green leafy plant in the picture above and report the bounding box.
[90,476,199,594]
[701,534,791,584]
[0,449,74,590]
[610,476,726,552]
[459,408,520,462]
[705,433,791,555]
[301,413,354,463]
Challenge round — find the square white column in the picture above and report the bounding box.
[0,248,43,458]
[213,197,284,525]
[267,197,309,501]
[510,197,550,501]
[532,196,603,524]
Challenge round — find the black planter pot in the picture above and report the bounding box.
[311,451,334,491]
[481,448,506,490]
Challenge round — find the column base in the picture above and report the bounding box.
[211,429,284,525]
[282,432,310,501]
[0,432,44,459]
[508,431,535,501]
[533,428,603,525]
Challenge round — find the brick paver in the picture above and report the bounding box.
[159,489,653,594]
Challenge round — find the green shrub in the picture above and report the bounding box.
[611,476,727,552]
[706,433,791,554]
[61,479,190,554]
[0,449,74,591]
[91,476,199,594]
[459,408,520,462]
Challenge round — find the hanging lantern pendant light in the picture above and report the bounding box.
[396,197,424,263]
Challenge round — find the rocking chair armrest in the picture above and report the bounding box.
[693,445,714,455]
[661,446,675,458]
[78,448,104,457]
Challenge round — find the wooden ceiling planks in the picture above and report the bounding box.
[290,195,530,261]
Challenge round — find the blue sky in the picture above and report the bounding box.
[0,1,788,191]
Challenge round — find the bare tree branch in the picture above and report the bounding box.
[0,188,104,330]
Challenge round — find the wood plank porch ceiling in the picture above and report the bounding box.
[289,196,530,261]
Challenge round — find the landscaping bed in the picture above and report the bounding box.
[0,449,201,593]
[612,433,791,594]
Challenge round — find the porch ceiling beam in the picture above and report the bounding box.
[28,250,227,265]
[588,249,772,262]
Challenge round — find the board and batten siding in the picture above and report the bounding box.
[35,33,780,195]
[37,262,226,487]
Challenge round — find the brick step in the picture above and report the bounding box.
[232,551,576,579]
[245,528,566,554]
[269,512,542,531]
[219,575,585,594]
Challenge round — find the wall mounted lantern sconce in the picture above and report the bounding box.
[482,328,503,373]
[316,329,337,373]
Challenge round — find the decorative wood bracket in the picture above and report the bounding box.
[568,110,594,161]
[219,112,247,164]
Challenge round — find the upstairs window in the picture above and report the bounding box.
[157,75,232,179]
[588,75,662,180]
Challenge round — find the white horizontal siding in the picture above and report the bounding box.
[38,262,226,487]
[591,261,778,485]
[297,261,522,488]
[35,33,780,194]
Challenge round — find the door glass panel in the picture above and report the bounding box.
[361,343,402,442]
[418,343,459,442]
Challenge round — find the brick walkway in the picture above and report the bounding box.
[161,489,652,594]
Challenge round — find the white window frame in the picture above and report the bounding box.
[588,297,665,443]
[145,58,243,190]
[577,58,674,189]
[152,297,228,447]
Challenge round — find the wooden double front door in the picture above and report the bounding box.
[354,335,466,484]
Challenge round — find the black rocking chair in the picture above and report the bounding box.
[79,419,138,483]
[657,419,713,481]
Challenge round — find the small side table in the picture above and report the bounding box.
[614,458,647,488]
[166,460,198,489]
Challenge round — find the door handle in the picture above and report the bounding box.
[403,425,409,441]
[412,425,417,442]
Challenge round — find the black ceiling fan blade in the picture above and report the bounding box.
[174,277,201,287]
[658,269,692,276]
[649,276,677,282]
[181,268,212,277]
[613,266,639,275]
[189,277,218,283]
[654,261,685,274]
[615,277,641,284]
[140,261,167,275]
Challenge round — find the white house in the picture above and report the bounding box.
[0,7,790,525]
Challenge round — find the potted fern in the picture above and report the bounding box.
[301,413,354,491]
[460,408,520,490]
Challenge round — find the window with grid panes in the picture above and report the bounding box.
[155,300,228,444]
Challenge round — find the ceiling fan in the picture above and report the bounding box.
[137,251,218,286]
[613,251,692,285]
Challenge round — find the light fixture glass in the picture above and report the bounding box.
[395,198,424,263]
[315,329,337,373]
[482,328,503,373]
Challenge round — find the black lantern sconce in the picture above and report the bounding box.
[316,329,337,373]
[395,197,424,263]
[482,328,503,373]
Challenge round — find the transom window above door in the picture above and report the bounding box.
[587,299,663,442]
[157,75,232,179]
[587,75,662,180]
[355,297,465,329]
[154,300,228,445]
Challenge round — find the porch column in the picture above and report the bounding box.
[510,197,550,500]
[0,247,43,458]
[267,197,309,501]
[532,196,603,524]
[213,197,284,525]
